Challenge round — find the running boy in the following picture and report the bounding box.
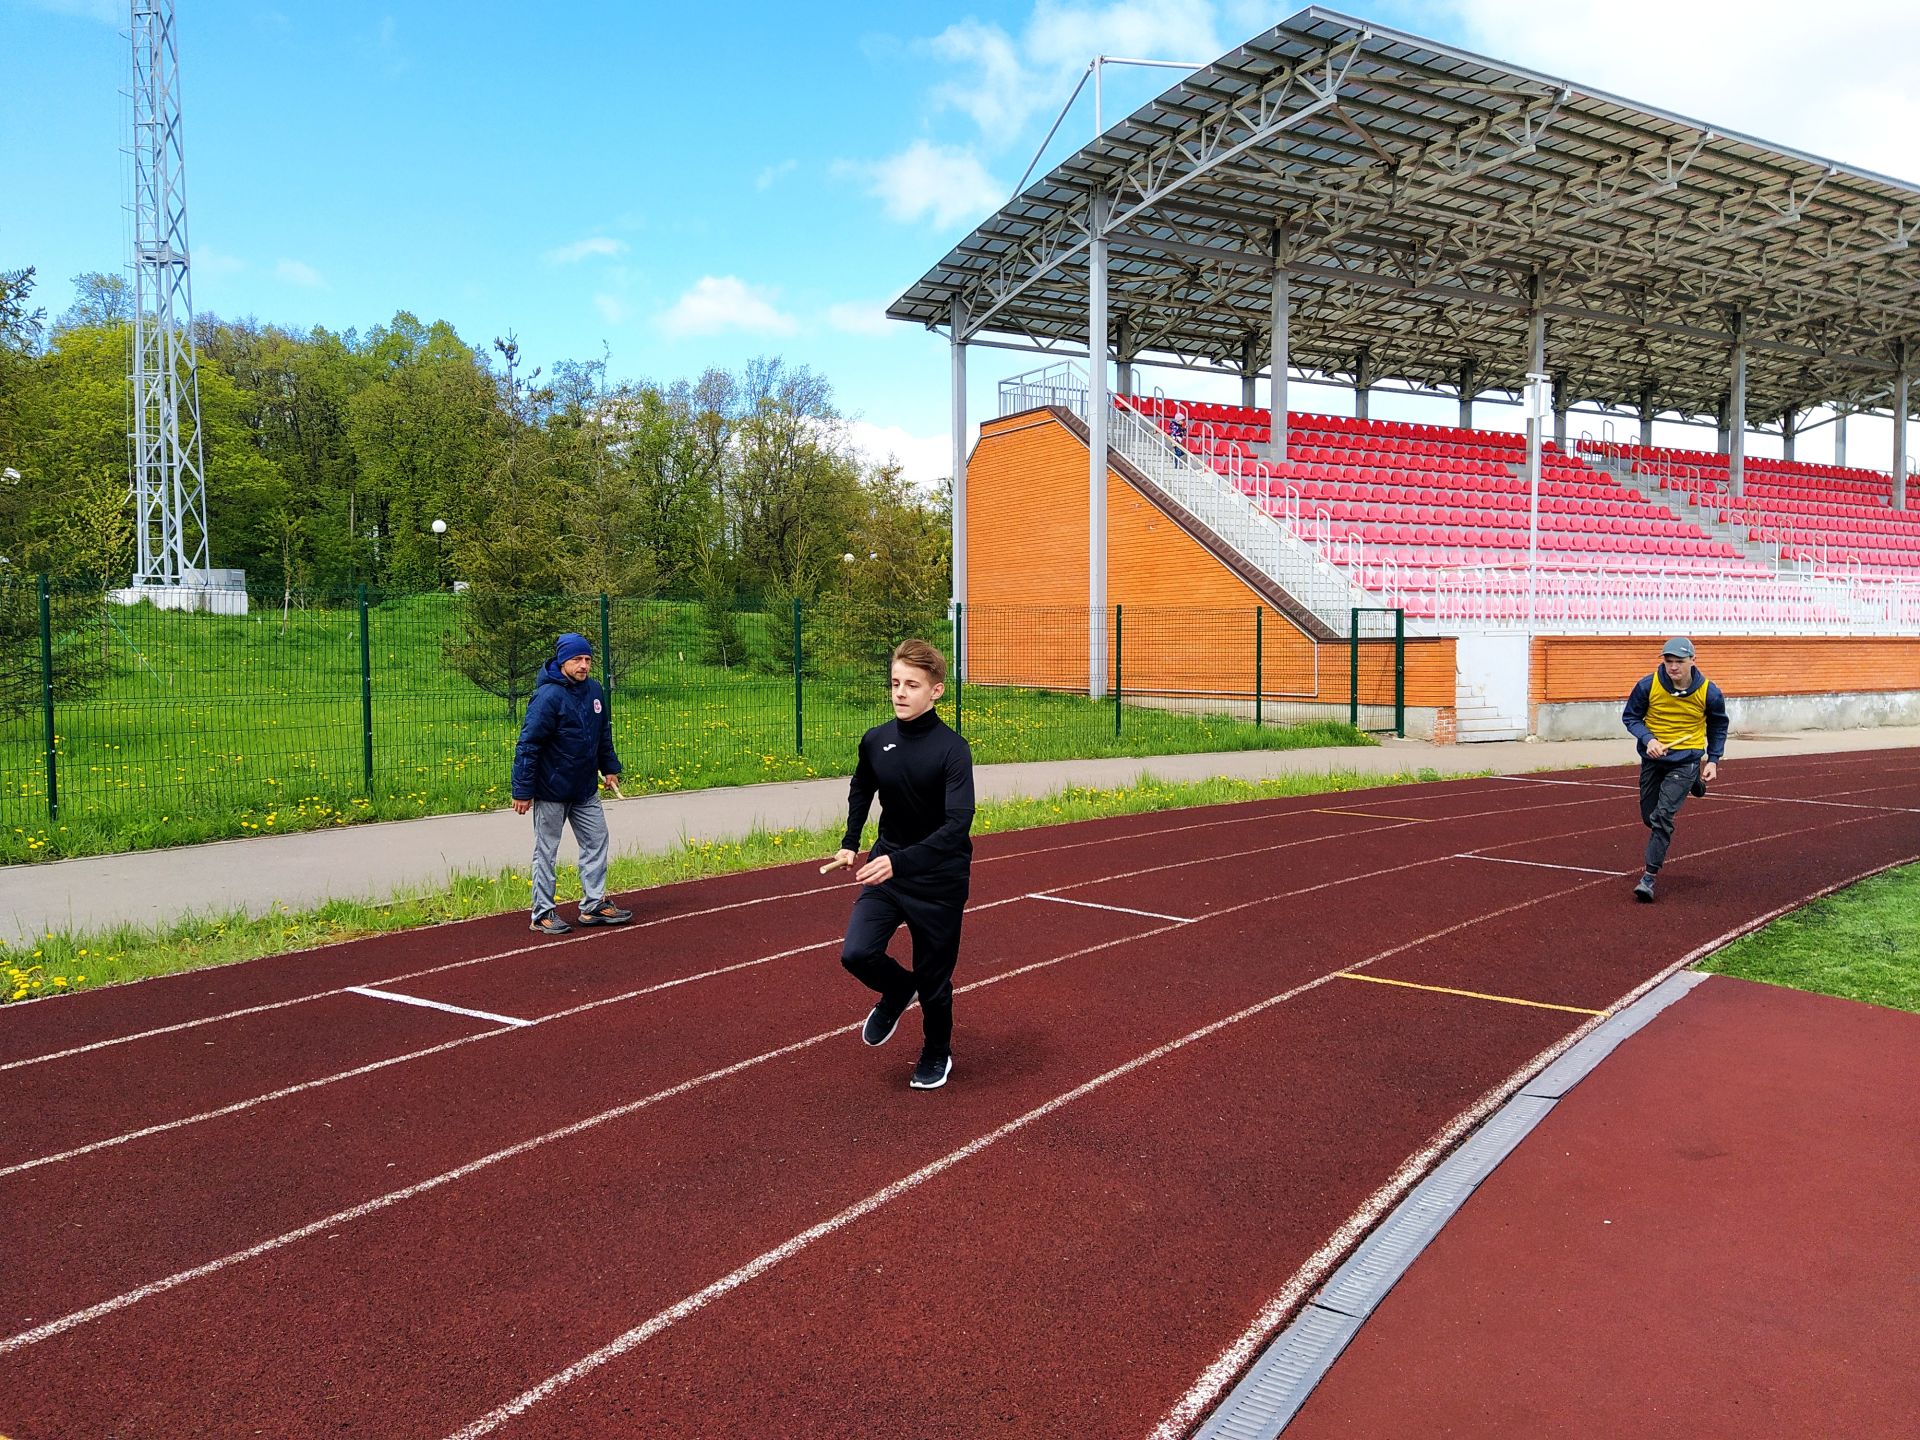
[1621,635,1728,902]
[833,639,976,1090]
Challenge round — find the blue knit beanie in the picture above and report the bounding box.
[555,632,593,663]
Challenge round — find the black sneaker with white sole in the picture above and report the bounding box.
[1690,775,1709,798]
[910,1050,953,1090]
[576,900,633,926]
[530,912,573,935]
[862,997,910,1047]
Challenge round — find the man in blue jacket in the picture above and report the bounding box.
[512,632,631,935]
[1621,636,1728,903]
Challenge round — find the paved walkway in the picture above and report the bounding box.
[5,725,1917,946]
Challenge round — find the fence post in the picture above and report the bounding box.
[953,602,963,737]
[359,583,374,793]
[792,597,804,756]
[1394,607,1406,738]
[600,593,613,710]
[1113,604,1123,737]
[39,575,58,822]
[1254,606,1263,729]
[1349,607,1360,728]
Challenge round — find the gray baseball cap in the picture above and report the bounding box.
[1661,636,1696,659]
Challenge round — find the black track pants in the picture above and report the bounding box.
[841,881,966,1057]
[1638,756,1700,874]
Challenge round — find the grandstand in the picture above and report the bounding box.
[891,8,1920,742]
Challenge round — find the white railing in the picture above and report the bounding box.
[998,361,1090,417]
[1101,394,1383,633]
[1427,562,1917,633]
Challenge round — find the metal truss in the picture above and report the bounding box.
[892,6,1920,432]
[129,0,210,587]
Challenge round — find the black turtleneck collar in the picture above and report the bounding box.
[897,707,941,736]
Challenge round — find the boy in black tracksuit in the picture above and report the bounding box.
[1621,636,1729,902]
[833,639,975,1091]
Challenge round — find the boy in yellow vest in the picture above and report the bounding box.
[1621,636,1727,902]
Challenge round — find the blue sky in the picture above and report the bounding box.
[5,0,1918,479]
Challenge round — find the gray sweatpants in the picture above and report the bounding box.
[530,795,610,919]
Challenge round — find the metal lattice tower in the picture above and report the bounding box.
[128,0,209,587]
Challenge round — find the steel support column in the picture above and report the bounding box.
[1116,314,1134,398]
[1088,192,1110,700]
[1895,342,1910,512]
[1269,248,1290,461]
[1525,295,1545,632]
[1551,372,1569,448]
[1240,334,1258,410]
[949,298,968,628]
[1639,382,1657,449]
[1780,405,1797,463]
[1728,312,1747,497]
[1457,360,1476,430]
[1353,344,1371,422]
[1835,410,1849,467]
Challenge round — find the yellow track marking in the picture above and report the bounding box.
[1336,971,1608,1016]
[1313,808,1430,822]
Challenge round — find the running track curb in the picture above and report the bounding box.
[1192,967,1713,1439]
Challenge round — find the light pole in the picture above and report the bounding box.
[431,518,447,590]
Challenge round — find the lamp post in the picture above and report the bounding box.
[431,518,447,589]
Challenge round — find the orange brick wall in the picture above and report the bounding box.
[965,410,1454,707]
[1530,635,1920,711]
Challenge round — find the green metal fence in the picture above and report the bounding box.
[0,581,1374,862]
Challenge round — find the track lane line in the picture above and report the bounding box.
[344,988,532,1028]
[1454,853,1632,877]
[8,786,1873,1176]
[1334,972,1608,1016]
[1026,893,1195,923]
[5,801,1895,1357]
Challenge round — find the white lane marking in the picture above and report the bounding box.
[440,867,1620,1439]
[0,884,842,1073]
[0,919,1186,1358]
[344,988,532,1029]
[5,803,1880,1354]
[1454,853,1633,877]
[0,941,841,1180]
[1026,893,1195,923]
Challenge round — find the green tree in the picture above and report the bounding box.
[440,337,582,714]
[727,358,864,604]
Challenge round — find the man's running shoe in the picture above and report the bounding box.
[576,900,633,926]
[910,1050,953,1090]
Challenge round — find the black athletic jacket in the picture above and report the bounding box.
[842,709,975,891]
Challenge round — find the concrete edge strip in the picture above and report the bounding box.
[1191,968,1712,1440]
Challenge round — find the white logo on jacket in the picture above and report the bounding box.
[882,743,897,751]
[593,698,602,713]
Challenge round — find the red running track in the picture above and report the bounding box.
[1,752,1915,1440]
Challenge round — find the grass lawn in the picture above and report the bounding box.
[0,592,1377,863]
[0,768,1450,1002]
[1700,860,1920,1014]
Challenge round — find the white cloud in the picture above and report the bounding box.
[545,236,627,265]
[275,259,324,288]
[756,159,799,191]
[825,300,897,337]
[593,293,630,325]
[659,276,798,338]
[192,245,246,278]
[926,3,1221,146]
[846,420,955,490]
[1431,0,1920,183]
[846,141,1005,229]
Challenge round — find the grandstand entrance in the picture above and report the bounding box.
[1349,607,1405,737]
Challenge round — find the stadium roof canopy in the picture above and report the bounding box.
[889,6,1920,424]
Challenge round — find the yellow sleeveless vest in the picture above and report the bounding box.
[1645,673,1708,752]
